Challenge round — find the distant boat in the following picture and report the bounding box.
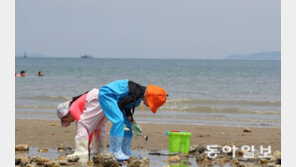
[24,52,27,58]
[81,55,93,59]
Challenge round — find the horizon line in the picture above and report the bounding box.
[15,56,281,61]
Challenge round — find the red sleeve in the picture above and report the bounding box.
[69,93,87,122]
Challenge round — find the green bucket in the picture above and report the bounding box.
[168,132,191,153]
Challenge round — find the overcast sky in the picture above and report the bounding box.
[16,0,280,59]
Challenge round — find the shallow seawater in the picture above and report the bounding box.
[15,110,280,128]
[15,148,259,167]
[15,58,281,128]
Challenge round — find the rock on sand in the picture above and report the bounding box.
[15,144,29,151]
[92,153,120,167]
[127,156,149,167]
[30,156,52,165]
[166,155,181,163]
[38,148,49,153]
[15,155,30,166]
[269,151,281,164]
[243,128,252,133]
[44,161,61,167]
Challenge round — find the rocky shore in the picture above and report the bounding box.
[15,119,281,166]
[15,144,281,167]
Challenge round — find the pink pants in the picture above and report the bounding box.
[75,88,108,140]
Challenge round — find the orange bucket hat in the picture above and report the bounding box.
[146,85,167,113]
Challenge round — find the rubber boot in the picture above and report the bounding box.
[122,136,141,159]
[91,136,105,155]
[67,138,89,163]
[109,136,129,161]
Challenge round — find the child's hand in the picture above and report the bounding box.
[124,125,130,132]
[132,123,142,135]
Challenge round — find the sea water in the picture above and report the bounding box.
[15,57,280,127]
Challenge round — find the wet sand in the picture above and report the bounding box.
[15,119,281,152]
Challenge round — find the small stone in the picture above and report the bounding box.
[94,165,104,167]
[167,155,181,163]
[15,155,30,166]
[273,151,281,159]
[214,157,228,165]
[57,149,64,153]
[56,159,69,166]
[44,161,61,167]
[127,159,140,167]
[38,148,49,153]
[57,143,64,152]
[126,156,149,167]
[31,156,52,165]
[267,163,276,167]
[196,153,207,162]
[15,144,29,151]
[189,145,199,153]
[237,163,248,167]
[67,155,79,162]
[196,157,213,167]
[245,164,253,167]
[260,158,269,164]
[25,164,37,167]
[139,158,149,167]
[55,155,69,165]
[230,158,240,165]
[55,155,67,161]
[198,134,210,137]
[238,150,244,156]
[243,128,252,133]
[269,156,277,162]
[196,144,208,154]
[128,156,138,163]
[57,146,73,154]
[92,153,119,167]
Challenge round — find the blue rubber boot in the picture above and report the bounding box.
[122,137,141,159]
[109,136,129,162]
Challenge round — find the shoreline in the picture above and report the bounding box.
[15,119,281,152]
[15,111,281,128]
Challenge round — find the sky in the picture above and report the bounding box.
[15,0,280,59]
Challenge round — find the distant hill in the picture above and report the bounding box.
[225,51,281,60]
[15,53,46,57]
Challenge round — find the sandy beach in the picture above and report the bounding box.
[15,119,281,152]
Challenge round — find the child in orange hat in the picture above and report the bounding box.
[98,79,167,161]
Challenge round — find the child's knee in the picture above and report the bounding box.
[113,119,124,127]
